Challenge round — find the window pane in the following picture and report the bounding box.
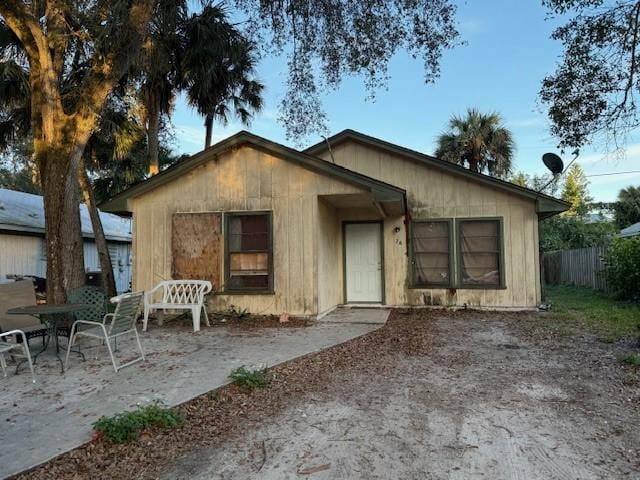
[412,221,450,286]
[228,275,269,289]
[229,252,269,274]
[229,215,269,251]
[459,220,501,286]
[226,213,272,291]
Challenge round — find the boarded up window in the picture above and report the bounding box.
[457,219,502,287]
[172,213,222,287]
[411,220,451,287]
[225,212,272,291]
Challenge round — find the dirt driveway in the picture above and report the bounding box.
[161,311,640,480]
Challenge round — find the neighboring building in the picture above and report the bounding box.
[619,221,640,238]
[0,188,132,293]
[102,130,569,315]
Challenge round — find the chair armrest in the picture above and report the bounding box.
[72,320,104,328]
[145,283,164,297]
[0,329,27,344]
[102,313,115,325]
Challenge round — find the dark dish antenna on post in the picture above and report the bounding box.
[539,151,579,192]
[322,135,336,163]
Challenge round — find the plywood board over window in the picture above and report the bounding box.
[172,212,222,288]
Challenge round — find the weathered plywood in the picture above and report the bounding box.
[171,212,222,287]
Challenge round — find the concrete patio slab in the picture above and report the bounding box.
[317,307,390,325]
[0,311,384,479]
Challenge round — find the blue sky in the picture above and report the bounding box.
[171,0,640,202]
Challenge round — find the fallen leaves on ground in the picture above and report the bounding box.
[13,309,436,480]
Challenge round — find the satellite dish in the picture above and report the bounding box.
[542,153,564,175]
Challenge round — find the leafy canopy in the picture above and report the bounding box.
[436,108,515,178]
[613,185,640,228]
[235,0,461,141]
[541,0,640,151]
[561,164,592,217]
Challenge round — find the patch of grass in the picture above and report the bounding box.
[93,402,184,444]
[619,353,640,367]
[546,284,640,341]
[229,365,272,389]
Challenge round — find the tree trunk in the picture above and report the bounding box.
[468,151,481,172]
[78,159,118,298]
[37,146,86,304]
[204,114,213,149]
[147,102,161,176]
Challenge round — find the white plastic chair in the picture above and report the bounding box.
[64,292,145,373]
[0,330,35,383]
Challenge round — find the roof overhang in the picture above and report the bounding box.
[306,130,570,218]
[100,131,407,215]
[0,223,131,243]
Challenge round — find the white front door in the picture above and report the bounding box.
[344,223,383,303]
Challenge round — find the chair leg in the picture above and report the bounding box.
[134,328,145,361]
[22,344,36,384]
[202,305,210,327]
[0,354,6,378]
[143,304,150,332]
[192,307,201,332]
[63,325,78,372]
[102,327,119,373]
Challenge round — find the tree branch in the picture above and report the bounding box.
[0,2,44,67]
[74,0,157,131]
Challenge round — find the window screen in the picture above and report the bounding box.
[458,219,502,287]
[226,213,272,291]
[411,220,451,287]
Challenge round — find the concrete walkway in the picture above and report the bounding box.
[0,310,387,479]
[317,307,390,325]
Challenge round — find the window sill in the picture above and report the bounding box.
[408,285,507,291]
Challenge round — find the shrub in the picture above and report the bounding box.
[603,237,640,301]
[93,402,184,443]
[229,365,272,388]
[540,215,616,252]
[619,353,640,367]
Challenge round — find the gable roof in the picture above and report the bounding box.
[620,221,640,238]
[305,129,570,217]
[100,131,406,213]
[0,188,131,242]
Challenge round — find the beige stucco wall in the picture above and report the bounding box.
[130,145,367,316]
[315,141,542,309]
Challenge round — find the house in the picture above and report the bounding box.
[619,221,640,238]
[0,188,132,293]
[101,130,569,316]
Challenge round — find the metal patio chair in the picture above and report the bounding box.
[0,280,48,352]
[0,330,36,383]
[64,291,145,373]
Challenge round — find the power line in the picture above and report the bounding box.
[585,170,640,177]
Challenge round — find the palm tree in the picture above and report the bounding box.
[614,186,640,228]
[436,109,514,178]
[180,5,264,149]
[136,2,187,176]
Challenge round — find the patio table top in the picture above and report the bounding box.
[7,304,92,316]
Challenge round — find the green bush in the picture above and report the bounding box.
[540,215,616,252]
[603,237,640,301]
[93,402,184,443]
[619,353,640,367]
[229,365,272,388]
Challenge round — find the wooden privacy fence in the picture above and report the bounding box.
[544,245,609,292]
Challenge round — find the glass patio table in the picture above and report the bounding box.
[7,303,92,373]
